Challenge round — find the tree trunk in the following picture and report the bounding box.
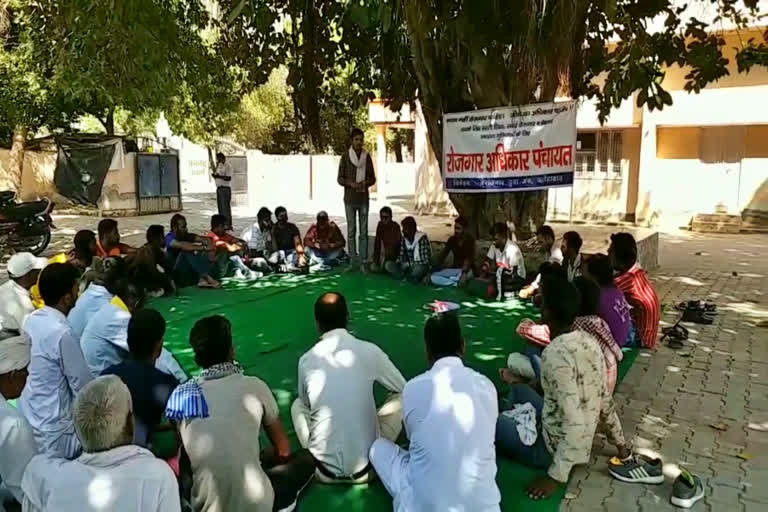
[7,125,27,194]
[105,109,115,135]
[393,130,404,163]
[297,0,323,152]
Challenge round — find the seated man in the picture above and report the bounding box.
[240,207,275,272]
[303,211,347,268]
[166,214,220,289]
[519,225,563,298]
[96,218,136,258]
[80,280,187,383]
[370,313,501,511]
[474,222,526,300]
[103,309,178,455]
[562,230,583,282]
[610,233,660,349]
[430,216,475,287]
[496,275,632,500]
[30,231,100,308]
[21,375,181,511]
[585,253,633,347]
[508,277,623,394]
[292,293,405,484]
[0,253,45,343]
[127,225,176,297]
[20,263,93,459]
[272,206,308,269]
[208,214,261,280]
[166,315,315,512]
[0,338,38,512]
[68,257,127,340]
[390,216,431,282]
[369,206,401,274]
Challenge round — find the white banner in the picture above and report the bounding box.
[442,101,577,193]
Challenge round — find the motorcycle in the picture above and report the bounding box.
[0,190,55,256]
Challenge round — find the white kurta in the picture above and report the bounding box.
[0,396,37,510]
[487,240,527,278]
[21,445,180,512]
[0,280,35,341]
[67,284,113,341]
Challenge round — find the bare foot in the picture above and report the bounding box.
[499,368,522,385]
[198,279,214,289]
[205,275,222,289]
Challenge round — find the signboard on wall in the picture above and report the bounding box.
[442,101,577,193]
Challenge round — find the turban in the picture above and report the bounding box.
[0,338,31,374]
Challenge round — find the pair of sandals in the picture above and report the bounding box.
[661,320,689,350]
[675,300,717,325]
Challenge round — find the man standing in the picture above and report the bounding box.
[212,152,233,227]
[370,313,501,512]
[0,253,46,344]
[20,263,93,459]
[303,211,347,268]
[292,292,405,484]
[430,216,476,287]
[338,128,376,271]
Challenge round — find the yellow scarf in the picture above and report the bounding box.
[31,253,70,309]
[110,296,129,312]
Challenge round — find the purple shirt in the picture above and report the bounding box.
[598,286,632,346]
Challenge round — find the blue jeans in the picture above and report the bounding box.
[173,252,212,286]
[345,201,369,262]
[496,384,553,469]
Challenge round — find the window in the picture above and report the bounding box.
[576,131,622,175]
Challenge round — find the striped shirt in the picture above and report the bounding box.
[614,263,660,349]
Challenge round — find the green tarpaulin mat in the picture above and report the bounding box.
[153,271,639,511]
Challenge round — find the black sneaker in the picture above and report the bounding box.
[671,470,705,508]
[608,454,665,484]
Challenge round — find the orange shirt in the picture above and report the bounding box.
[97,240,124,258]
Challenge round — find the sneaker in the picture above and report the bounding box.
[248,270,263,280]
[608,454,665,484]
[671,470,705,508]
[234,269,246,280]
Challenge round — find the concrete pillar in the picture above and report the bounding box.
[376,124,387,204]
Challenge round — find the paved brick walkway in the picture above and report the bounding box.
[564,232,768,512]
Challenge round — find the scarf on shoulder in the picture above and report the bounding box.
[348,147,369,183]
[165,361,243,421]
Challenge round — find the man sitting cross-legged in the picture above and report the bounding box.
[519,225,564,299]
[430,216,476,287]
[0,253,45,344]
[370,313,501,512]
[68,256,127,340]
[96,218,136,258]
[166,315,315,512]
[166,214,221,289]
[127,225,176,298]
[389,216,431,282]
[369,206,401,274]
[303,211,347,269]
[496,274,632,500]
[240,207,276,273]
[22,375,181,512]
[208,214,261,280]
[80,279,187,383]
[102,309,179,455]
[272,206,308,270]
[292,292,405,484]
[472,222,526,300]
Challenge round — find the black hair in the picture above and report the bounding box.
[97,219,118,239]
[314,292,349,333]
[563,231,583,253]
[216,152,226,162]
[573,276,600,316]
[275,206,287,217]
[538,261,567,280]
[455,216,469,228]
[317,211,329,221]
[380,206,393,216]
[610,233,637,267]
[211,214,227,230]
[127,309,167,360]
[491,222,509,237]
[537,225,555,240]
[170,214,186,231]
[350,127,364,139]
[38,262,80,306]
[401,216,416,230]
[102,257,128,293]
[146,225,165,244]
[190,315,233,369]
[424,313,463,360]
[73,230,96,265]
[586,253,615,287]
[540,275,580,330]
[257,207,272,221]
[111,279,146,310]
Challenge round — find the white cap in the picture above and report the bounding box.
[7,253,47,278]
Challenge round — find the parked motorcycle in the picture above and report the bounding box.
[0,191,55,256]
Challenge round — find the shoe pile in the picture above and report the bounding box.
[609,455,705,508]
[675,300,718,325]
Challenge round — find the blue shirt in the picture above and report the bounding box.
[67,284,113,341]
[80,302,131,376]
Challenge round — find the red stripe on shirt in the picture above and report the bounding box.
[615,264,660,349]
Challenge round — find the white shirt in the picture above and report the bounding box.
[0,396,37,509]
[298,328,406,476]
[487,240,527,278]
[80,302,188,383]
[20,307,93,458]
[549,245,564,264]
[402,357,501,512]
[214,162,232,189]
[67,284,113,341]
[0,281,34,333]
[240,223,265,252]
[21,445,180,512]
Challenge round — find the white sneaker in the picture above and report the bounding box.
[234,269,246,280]
[249,270,263,280]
